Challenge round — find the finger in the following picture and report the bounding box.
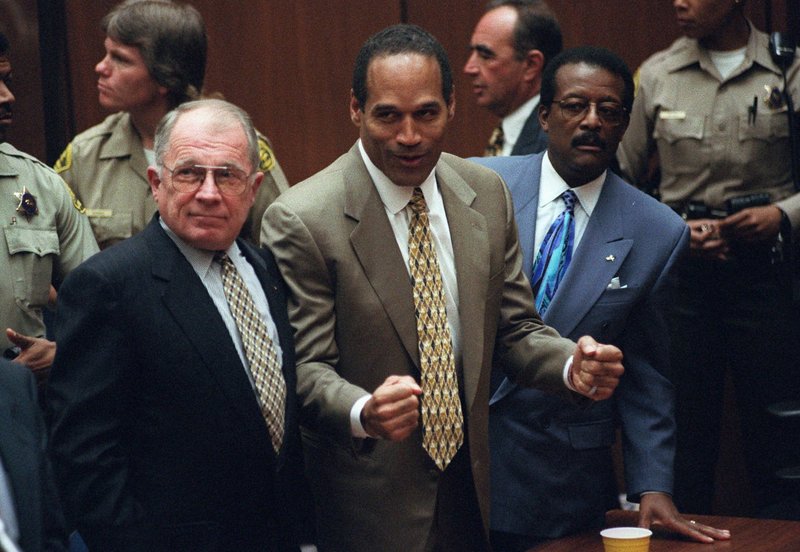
[591,344,623,362]
[384,375,422,393]
[5,329,34,349]
[577,335,598,357]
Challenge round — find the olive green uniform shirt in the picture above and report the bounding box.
[55,112,290,249]
[617,23,800,229]
[0,142,98,352]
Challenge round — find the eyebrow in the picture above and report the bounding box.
[470,44,496,58]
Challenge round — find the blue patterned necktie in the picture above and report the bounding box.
[531,189,577,316]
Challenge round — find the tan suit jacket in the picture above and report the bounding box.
[262,144,575,552]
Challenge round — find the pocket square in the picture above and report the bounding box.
[607,276,627,289]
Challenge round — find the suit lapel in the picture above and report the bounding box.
[543,175,633,336]
[511,111,547,156]
[345,148,420,367]
[437,160,488,413]
[508,154,544,282]
[145,221,268,438]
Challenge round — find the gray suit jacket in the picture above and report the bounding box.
[473,152,688,538]
[262,144,576,552]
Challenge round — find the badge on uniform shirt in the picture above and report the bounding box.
[764,84,785,110]
[257,135,276,172]
[13,187,38,220]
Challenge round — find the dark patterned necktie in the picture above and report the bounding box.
[531,189,577,316]
[216,253,286,452]
[484,124,505,157]
[407,187,464,471]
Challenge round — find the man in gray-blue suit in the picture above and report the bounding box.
[473,46,730,551]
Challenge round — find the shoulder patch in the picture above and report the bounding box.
[54,143,73,174]
[61,179,86,214]
[257,135,276,172]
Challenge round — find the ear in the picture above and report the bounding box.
[249,172,264,206]
[349,90,362,127]
[522,49,545,83]
[446,86,456,121]
[147,166,162,200]
[538,101,551,132]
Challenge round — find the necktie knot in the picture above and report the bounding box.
[561,189,577,214]
[409,187,428,215]
[214,252,232,267]
[484,124,505,157]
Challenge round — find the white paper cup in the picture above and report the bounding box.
[600,527,653,552]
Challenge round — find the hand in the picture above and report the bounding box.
[569,335,624,401]
[639,492,731,543]
[361,375,422,441]
[5,328,55,384]
[687,219,729,261]
[718,205,782,244]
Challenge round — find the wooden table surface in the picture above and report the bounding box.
[528,509,800,551]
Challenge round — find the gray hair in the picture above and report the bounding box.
[154,99,260,173]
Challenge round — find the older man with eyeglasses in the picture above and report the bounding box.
[47,99,312,552]
[471,46,729,551]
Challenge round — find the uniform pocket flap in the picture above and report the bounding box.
[654,115,704,143]
[4,225,60,256]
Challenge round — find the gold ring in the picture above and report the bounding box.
[700,224,711,233]
[689,520,697,525]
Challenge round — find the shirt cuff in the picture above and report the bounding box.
[562,355,576,391]
[350,394,372,438]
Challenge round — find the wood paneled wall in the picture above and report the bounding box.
[56,0,790,185]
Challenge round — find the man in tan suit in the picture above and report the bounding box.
[262,24,623,552]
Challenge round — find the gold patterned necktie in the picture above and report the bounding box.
[407,187,464,471]
[484,124,504,157]
[216,253,286,453]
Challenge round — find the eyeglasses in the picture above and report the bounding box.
[550,98,628,126]
[163,163,252,196]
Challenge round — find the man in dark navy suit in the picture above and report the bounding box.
[464,0,562,156]
[48,99,309,551]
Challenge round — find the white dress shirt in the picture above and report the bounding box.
[499,94,540,156]
[535,151,605,254]
[350,140,462,437]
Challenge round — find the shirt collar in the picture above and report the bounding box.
[501,94,540,149]
[159,216,241,279]
[357,139,440,214]
[541,151,604,216]
[665,20,781,78]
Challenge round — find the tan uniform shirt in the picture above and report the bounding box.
[0,142,98,351]
[617,23,800,229]
[55,112,290,249]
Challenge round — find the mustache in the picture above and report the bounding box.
[0,103,12,117]
[571,132,605,149]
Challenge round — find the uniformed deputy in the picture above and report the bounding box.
[55,0,289,250]
[0,33,98,379]
[617,0,800,519]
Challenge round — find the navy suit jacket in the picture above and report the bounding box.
[0,359,67,551]
[48,216,309,551]
[472,152,688,538]
[510,109,548,156]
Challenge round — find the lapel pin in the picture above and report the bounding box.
[605,254,615,262]
[13,187,38,221]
